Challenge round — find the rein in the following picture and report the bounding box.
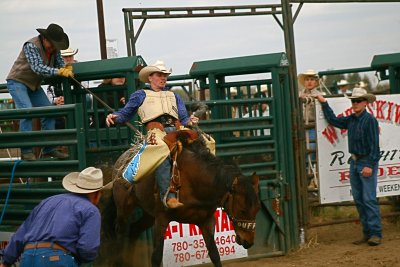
[70,77,144,140]
[165,141,182,197]
[220,177,256,232]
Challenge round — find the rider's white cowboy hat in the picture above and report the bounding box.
[62,167,112,194]
[61,47,78,57]
[348,87,376,103]
[36,23,69,50]
[139,60,172,83]
[337,79,349,86]
[298,69,320,87]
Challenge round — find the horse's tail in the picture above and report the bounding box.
[101,191,117,240]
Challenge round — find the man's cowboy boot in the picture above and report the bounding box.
[352,236,369,245]
[166,197,184,209]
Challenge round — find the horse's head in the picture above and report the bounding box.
[222,172,260,249]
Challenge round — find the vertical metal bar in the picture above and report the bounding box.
[123,10,132,57]
[74,103,86,170]
[281,0,307,243]
[208,73,221,143]
[96,0,107,59]
[129,12,136,56]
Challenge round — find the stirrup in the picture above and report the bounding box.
[162,187,182,209]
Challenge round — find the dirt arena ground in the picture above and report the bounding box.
[224,219,400,267]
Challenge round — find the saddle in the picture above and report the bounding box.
[163,129,199,152]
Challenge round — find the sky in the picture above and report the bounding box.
[0,0,399,86]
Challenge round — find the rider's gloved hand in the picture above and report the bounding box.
[58,67,74,78]
[65,64,73,72]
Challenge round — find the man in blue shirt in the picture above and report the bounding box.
[106,60,199,209]
[316,88,381,246]
[6,23,74,161]
[0,167,112,267]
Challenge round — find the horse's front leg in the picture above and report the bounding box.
[151,214,170,267]
[199,216,222,267]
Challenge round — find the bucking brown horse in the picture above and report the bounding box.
[103,130,261,267]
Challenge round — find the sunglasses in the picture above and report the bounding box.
[351,99,366,104]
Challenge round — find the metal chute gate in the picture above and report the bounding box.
[0,52,300,265]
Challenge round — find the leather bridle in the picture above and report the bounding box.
[220,177,256,232]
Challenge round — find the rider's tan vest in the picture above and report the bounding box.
[138,90,179,123]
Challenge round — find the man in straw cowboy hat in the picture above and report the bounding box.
[6,23,74,161]
[316,88,382,246]
[0,167,112,267]
[106,60,199,209]
[298,69,323,189]
[337,79,351,96]
[60,47,79,64]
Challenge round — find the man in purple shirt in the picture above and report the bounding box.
[0,167,112,267]
[106,60,199,209]
[6,23,74,161]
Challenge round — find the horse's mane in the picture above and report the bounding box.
[183,133,257,204]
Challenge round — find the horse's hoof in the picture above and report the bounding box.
[166,198,184,209]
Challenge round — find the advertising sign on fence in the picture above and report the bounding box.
[316,94,400,204]
[162,208,248,266]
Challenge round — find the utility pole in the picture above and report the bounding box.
[96,0,107,59]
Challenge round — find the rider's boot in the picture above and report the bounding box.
[155,158,183,209]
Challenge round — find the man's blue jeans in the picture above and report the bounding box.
[155,157,172,200]
[350,159,382,238]
[20,248,78,267]
[155,126,176,201]
[7,80,56,154]
[307,128,316,161]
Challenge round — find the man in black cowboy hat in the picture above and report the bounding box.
[6,23,74,161]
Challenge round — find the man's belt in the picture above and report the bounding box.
[146,120,182,131]
[146,121,164,131]
[351,154,366,161]
[24,242,68,253]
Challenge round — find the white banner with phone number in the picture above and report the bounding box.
[162,208,248,266]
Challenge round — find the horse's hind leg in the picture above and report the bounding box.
[151,214,170,267]
[199,216,222,267]
[114,183,136,234]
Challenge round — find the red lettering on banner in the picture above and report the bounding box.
[378,167,384,177]
[165,225,173,239]
[386,102,394,121]
[339,170,350,182]
[375,100,387,120]
[220,212,230,232]
[344,107,353,117]
[394,104,400,124]
[178,223,183,237]
[387,166,400,176]
[214,209,221,232]
[322,125,338,144]
[189,224,200,236]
